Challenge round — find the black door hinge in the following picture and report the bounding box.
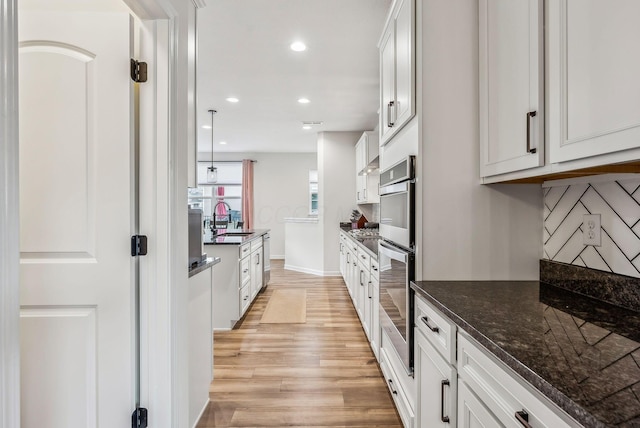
[132,407,148,428]
[131,235,148,256]
[130,59,148,83]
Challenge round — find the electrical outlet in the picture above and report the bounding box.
[583,214,601,246]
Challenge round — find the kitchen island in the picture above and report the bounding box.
[205,229,270,329]
[411,261,640,427]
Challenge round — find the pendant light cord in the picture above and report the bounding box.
[208,109,217,168]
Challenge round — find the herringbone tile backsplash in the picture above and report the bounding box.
[543,177,640,278]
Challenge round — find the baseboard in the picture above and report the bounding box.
[284,264,341,277]
[271,255,285,260]
[192,398,210,428]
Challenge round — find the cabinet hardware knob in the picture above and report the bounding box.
[515,410,532,428]
[421,316,439,333]
[526,111,537,154]
[441,379,450,423]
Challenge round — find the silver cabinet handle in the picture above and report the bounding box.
[441,380,450,423]
[387,101,395,127]
[368,281,372,298]
[515,410,532,428]
[526,111,537,154]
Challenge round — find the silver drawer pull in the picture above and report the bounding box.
[421,316,439,333]
[515,410,532,428]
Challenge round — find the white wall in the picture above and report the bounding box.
[318,131,360,275]
[417,0,542,280]
[198,151,317,258]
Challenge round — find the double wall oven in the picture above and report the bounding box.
[378,156,416,376]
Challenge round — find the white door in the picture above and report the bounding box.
[19,8,135,428]
[548,0,640,163]
[417,331,456,427]
[457,381,502,428]
[479,0,544,177]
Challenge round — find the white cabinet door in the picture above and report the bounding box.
[458,381,502,428]
[416,331,456,428]
[548,0,640,163]
[356,262,369,322]
[370,273,380,359]
[19,10,135,428]
[380,23,396,144]
[479,0,544,177]
[379,0,416,146]
[393,0,415,130]
[250,247,263,299]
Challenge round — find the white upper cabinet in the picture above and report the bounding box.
[355,131,380,204]
[479,0,544,177]
[548,0,640,163]
[379,0,415,146]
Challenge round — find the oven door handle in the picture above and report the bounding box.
[378,240,409,262]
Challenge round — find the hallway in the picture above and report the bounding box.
[196,260,403,427]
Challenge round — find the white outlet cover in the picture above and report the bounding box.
[583,214,601,246]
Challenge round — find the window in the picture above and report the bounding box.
[309,170,318,215]
[190,161,243,228]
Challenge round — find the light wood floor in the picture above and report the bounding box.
[196,260,403,427]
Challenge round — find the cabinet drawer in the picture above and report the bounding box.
[457,332,575,428]
[380,347,415,428]
[414,294,456,365]
[357,248,371,268]
[240,257,251,287]
[250,237,263,252]
[240,283,251,315]
[370,258,379,279]
[240,243,251,258]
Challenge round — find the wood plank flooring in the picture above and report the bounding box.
[196,260,403,427]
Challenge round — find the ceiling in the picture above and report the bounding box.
[196,0,392,154]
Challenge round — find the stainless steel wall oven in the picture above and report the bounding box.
[378,155,416,376]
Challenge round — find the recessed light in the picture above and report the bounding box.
[290,41,306,52]
[219,141,227,145]
[226,97,239,103]
[302,125,312,130]
[202,125,212,129]
[298,98,310,104]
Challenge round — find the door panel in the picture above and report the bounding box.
[19,44,96,257]
[19,9,133,428]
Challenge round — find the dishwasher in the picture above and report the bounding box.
[262,232,270,289]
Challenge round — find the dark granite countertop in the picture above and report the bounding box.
[203,229,269,246]
[411,280,640,427]
[188,257,221,278]
[339,228,379,259]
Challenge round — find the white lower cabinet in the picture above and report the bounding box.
[457,333,575,428]
[339,232,380,360]
[415,294,579,428]
[457,380,501,428]
[416,327,456,427]
[380,343,415,428]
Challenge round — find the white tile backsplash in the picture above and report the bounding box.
[543,177,640,278]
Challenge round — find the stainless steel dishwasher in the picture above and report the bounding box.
[262,232,270,289]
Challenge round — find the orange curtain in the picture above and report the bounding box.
[242,160,254,229]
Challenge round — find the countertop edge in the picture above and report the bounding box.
[204,229,270,246]
[188,257,221,278]
[410,282,605,428]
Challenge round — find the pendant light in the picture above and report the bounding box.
[207,109,218,183]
